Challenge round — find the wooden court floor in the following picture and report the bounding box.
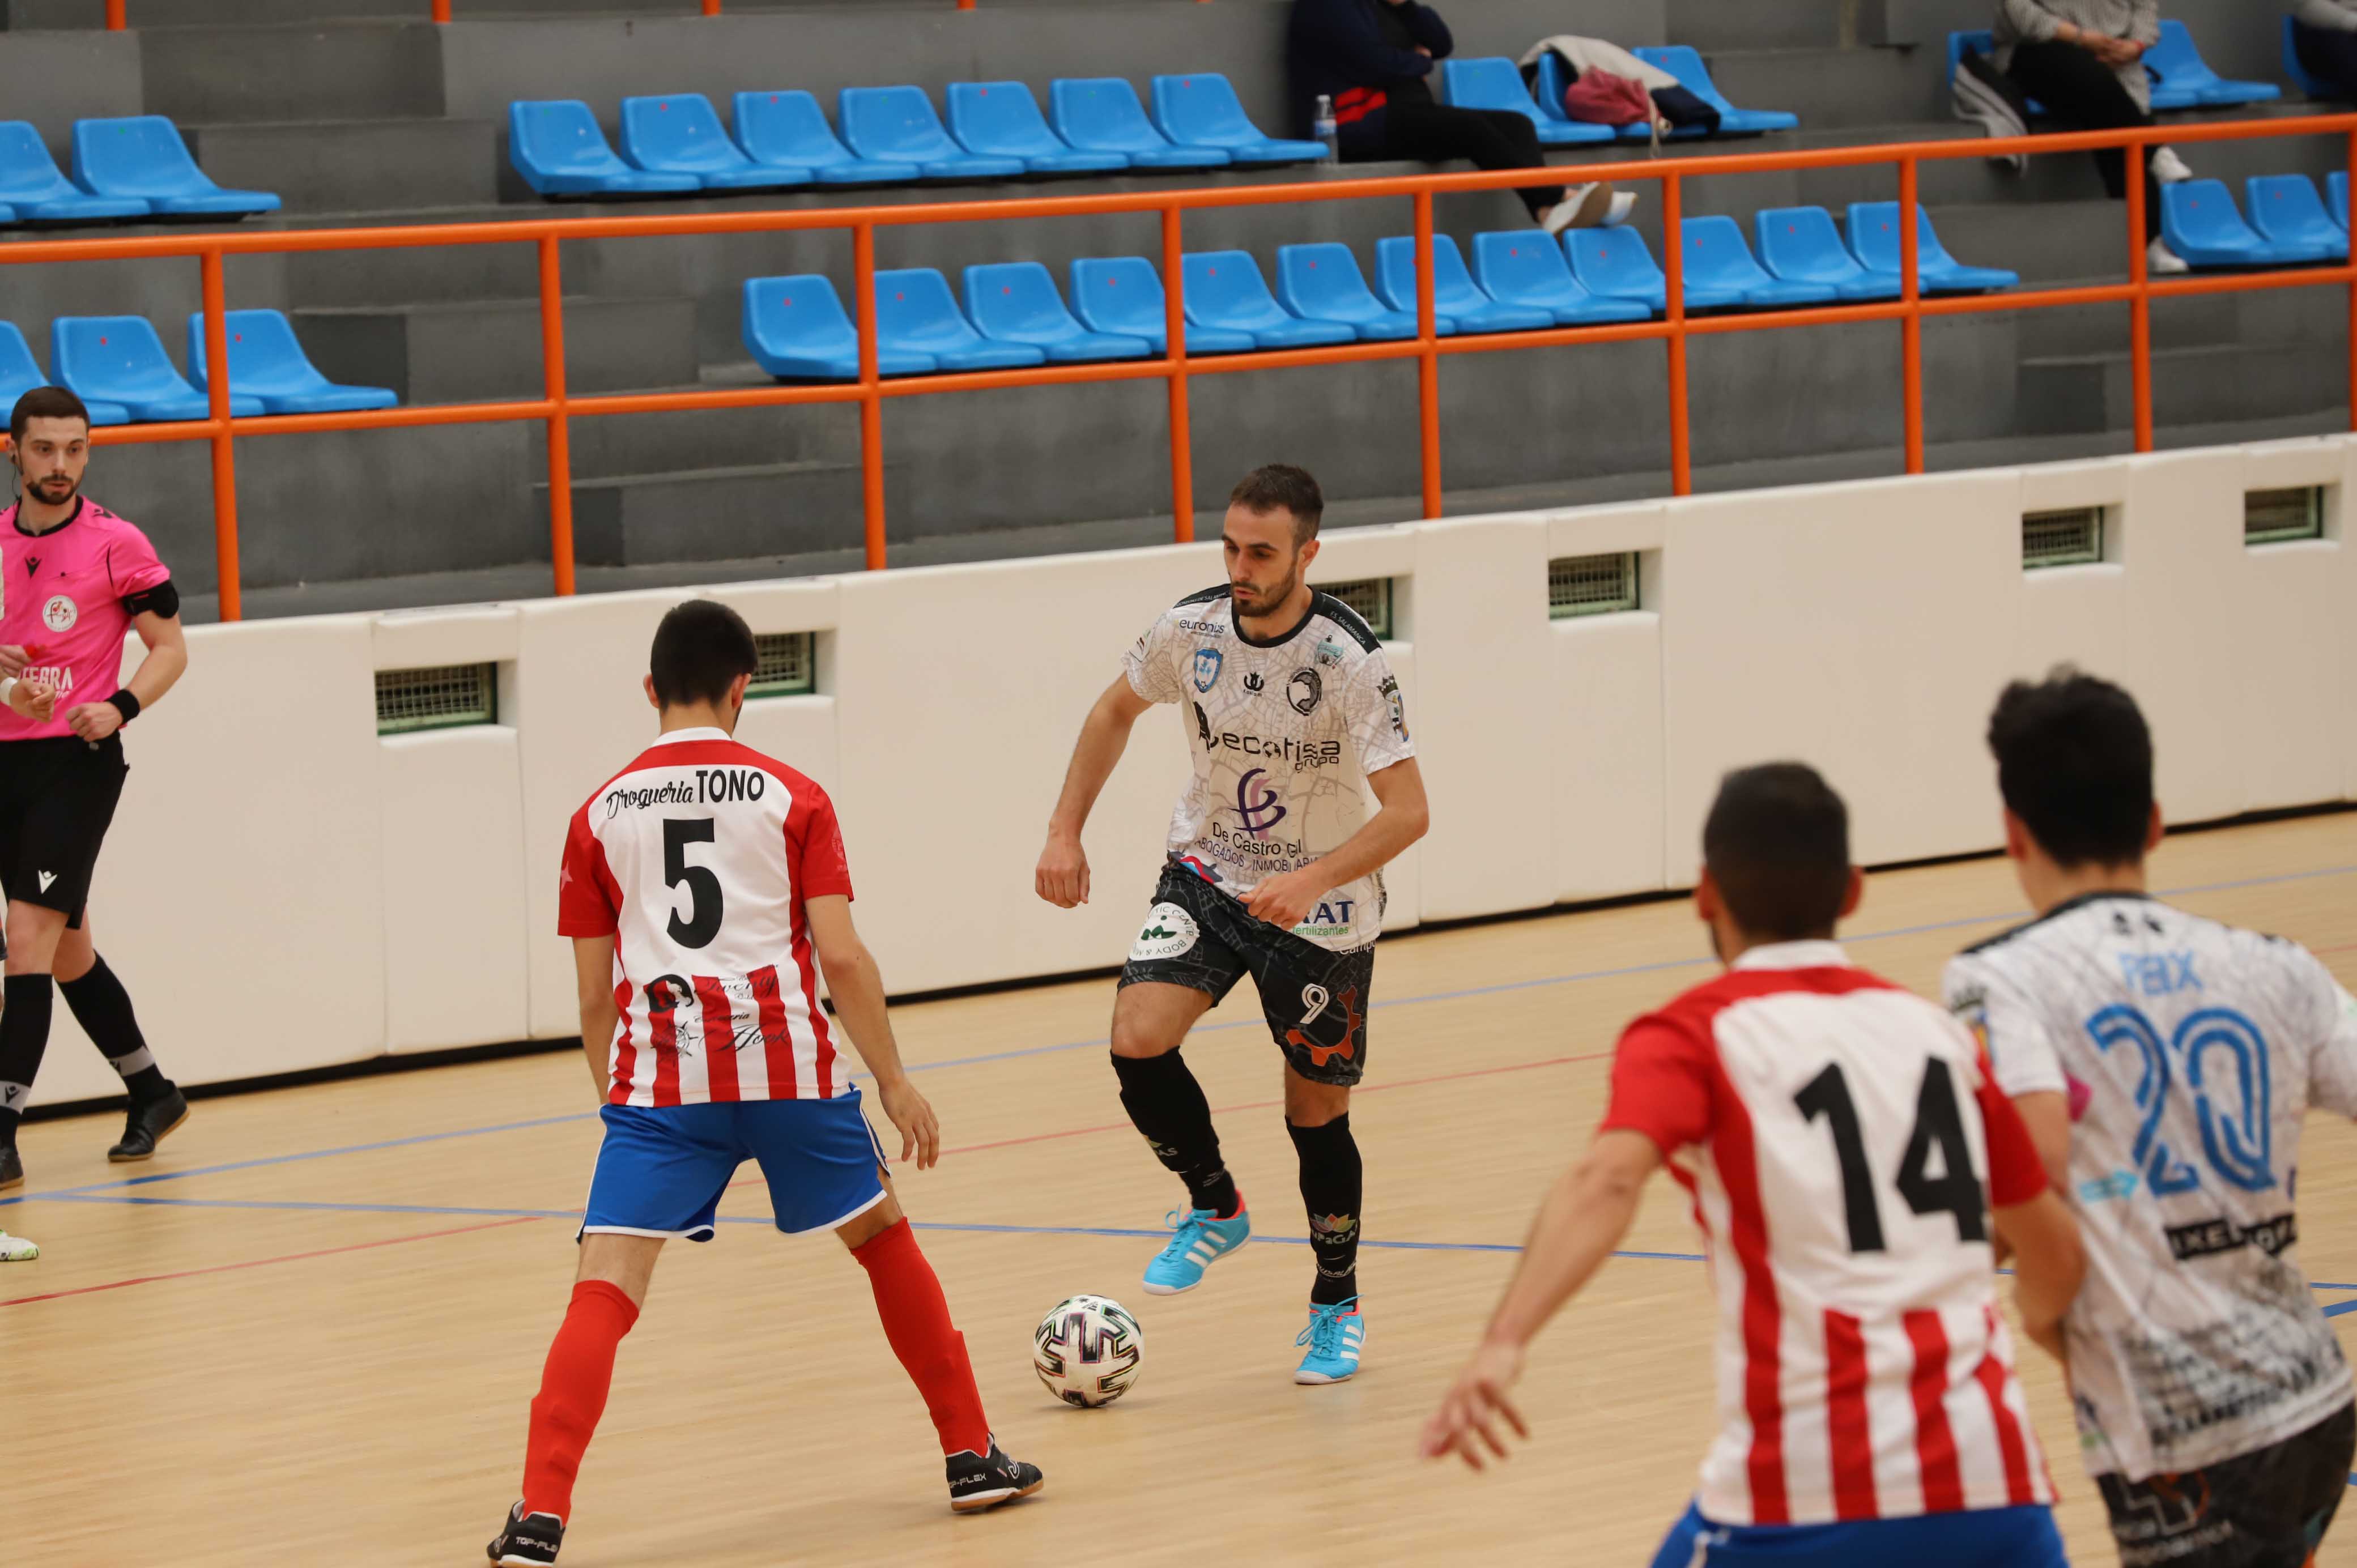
[9,813,2357,1566]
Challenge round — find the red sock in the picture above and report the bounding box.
[520,1279,640,1522]
[852,1218,991,1456]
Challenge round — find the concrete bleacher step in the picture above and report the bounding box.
[2019,339,2350,434]
[186,118,499,212]
[138,22,445,125]
[1700,45,1946,130]
[541,457,896,568]
[1668,0,1850,52]
[292,293,698,404]
[561,398,845,480]
[1926,198,2133,283]
[2010,279,2247,358]
[5,0,704,24]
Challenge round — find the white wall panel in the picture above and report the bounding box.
[1554,614,1666,900]
[380,727,528,1053]
[2118,450,2247,824]
[2232,444,2354,814]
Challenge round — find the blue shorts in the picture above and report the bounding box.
[580,1094,888,1242]
[1650,1502,2067,1567]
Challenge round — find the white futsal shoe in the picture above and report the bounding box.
[0,1230,39,1262]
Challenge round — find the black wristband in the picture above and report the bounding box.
[107,690,141,724]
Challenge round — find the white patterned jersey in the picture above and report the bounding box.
[560,727,852,1106]
[1603,943,2056,1527]
[1124,585,1414,952]
[1944,893,2357,1480]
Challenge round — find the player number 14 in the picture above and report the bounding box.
[1794,1058,1989,1254]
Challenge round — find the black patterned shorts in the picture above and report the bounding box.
[2098,1402,2355,1568]
[1117,861,1373,1087]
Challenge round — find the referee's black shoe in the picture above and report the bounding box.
[0,1143,20,1192]
[107,1086,188,1163]
[488,1503,563,1566]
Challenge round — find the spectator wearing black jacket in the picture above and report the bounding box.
[1288,0,1614,233]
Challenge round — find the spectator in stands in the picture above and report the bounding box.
[1993,0,2189,274]
[1288,0,1619,235]
[2292,1,2357,99]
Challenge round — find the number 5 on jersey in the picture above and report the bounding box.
[665,818,723,948]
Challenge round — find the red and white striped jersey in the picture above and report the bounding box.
[1601,941,2055,1528]
[559,727,852,1107]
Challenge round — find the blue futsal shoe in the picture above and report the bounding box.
[1141,1200,1250,1295]
[1294,1298,1365,1384]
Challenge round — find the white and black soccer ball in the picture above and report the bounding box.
[1033,1294,1144,1408]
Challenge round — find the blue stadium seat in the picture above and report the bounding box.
[2334,171,2351,232]
[2145,20,2281,111]
[52,316,263,422]
[874,268,1045,370]
[961,262,1151,361]
[0,122,147,222]
[1374,234,1554,334]
[1563,228,1670,313]
[2245,175,2348,261]
[1150,74,1328,165]
[1682,215,1836,308]
[1470,231,1652,325]
[742,275,934,381]
[1752,206,1899,301]
[1439,57,1615,146]
[619,94,809,191]
[0,321,128,425]
[185,309,396,415]
[1050,79,1228,170]
[1274,243,1431,341]
[509,101,700,197]
[839,87,1025,182]
[1633,46,1798,133]
[733,91,918,186]
[1531,50,1703,143]
[71,117,279,215]
[2285,15,2334,101]
[2162,179,2330,267]
[1179,252,1355,350]
[946,83,1127,176]
[1843,203,2019,293]
[1067,257,1254,355]
[1947,30,2045,115]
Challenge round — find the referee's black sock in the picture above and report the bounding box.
[1110,1049,1239,1218]
[61,956,172,1103]
[0,974,56,1148]
[1288,1115,1363,1306]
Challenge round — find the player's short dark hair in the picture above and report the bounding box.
[1702,763,1853,941]
[1986,667,2154,870]
[649,598,758,709]
[1229,464,1323,546]
[9,386,91,447]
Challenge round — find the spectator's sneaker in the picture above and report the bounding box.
[2151,146,2193,184]
[486,1503,563,1566]
[1603,190,1639,228]
[0,1144,20,1194]
[1542,181,1617,237]
[947,1437,1045,1513]
[1141,1200,1250,1295]
[0,1230,36,1262]
[108,1086,188,1163]
[1294,1298,1367,1384]
[2147,237,2191,276]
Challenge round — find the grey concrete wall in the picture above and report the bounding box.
[0,31,142,156]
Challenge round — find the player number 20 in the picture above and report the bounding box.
[1794,1058,1989,1254]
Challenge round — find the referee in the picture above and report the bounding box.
[0,388,190,1195]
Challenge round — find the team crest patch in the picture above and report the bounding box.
[41,594,76,633]
[1192,647,1223,692]
[1130,902,1199,962]
[1286,667,1321,716]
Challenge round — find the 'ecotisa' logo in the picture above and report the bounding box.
[1192,702,1342,769]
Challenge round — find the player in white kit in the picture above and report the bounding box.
[1423,763,2085,1567]
[1946,671,2357,1568]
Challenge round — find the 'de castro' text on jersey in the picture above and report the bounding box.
[1125,586,1414,952]
[559,728,852,1107]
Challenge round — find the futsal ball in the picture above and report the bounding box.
[1033,1294,1144,1408]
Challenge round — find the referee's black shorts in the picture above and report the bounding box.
[0,734,127,931]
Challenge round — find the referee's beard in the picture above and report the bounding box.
[12,462,77,512]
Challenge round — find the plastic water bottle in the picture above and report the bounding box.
[1313,95,1338,161]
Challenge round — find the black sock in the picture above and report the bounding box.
[61,956,171,1103]
[0,974,57,1148]
[1109,1049,1238,1217]
[1289,1115,1363,1306]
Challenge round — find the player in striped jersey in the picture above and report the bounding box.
[1947,672,2357,1568]
[1423,764,2086,1567]
[487,602,1041,1567]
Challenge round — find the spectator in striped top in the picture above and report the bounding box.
[1993,0,2194,274]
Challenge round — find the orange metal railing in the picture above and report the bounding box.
[1,115,2350,620]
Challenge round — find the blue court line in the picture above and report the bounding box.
[6,859,2351,1213]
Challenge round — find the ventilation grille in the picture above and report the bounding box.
[1319,578,1393,640]
[748,631,816,697]
[1549,552,1639,618]
[2245,487,2324,545]
[376,663,496,734]
[2022,506,2103,569]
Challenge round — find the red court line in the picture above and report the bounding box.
[0,1215,541,1308]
